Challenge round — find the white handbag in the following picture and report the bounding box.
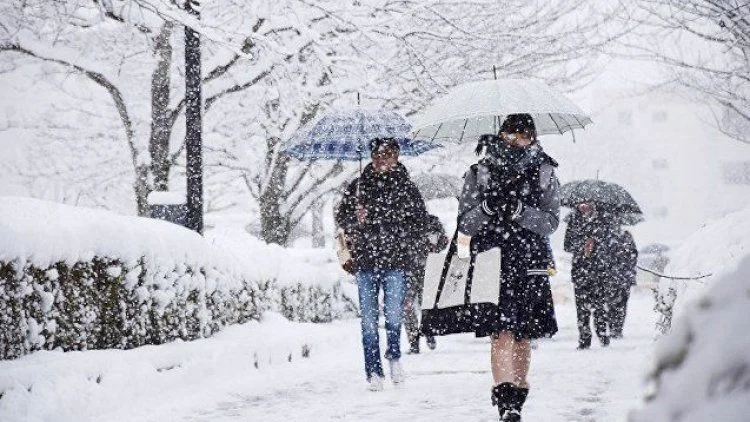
[422,247,502,311]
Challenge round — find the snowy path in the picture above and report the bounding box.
[0,288,656,422]
[180,290,656,422]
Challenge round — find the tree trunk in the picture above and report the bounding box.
[259,137,291,245]
[311,199,325,248]
[134,164,150,216]
[149,22,174,192]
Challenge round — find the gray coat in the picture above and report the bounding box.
[457,159,560,238]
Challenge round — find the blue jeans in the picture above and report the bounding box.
[356,269,406,380]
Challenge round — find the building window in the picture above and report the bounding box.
[721,161,750,185]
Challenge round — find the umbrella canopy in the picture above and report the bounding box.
[560,179,642,214]
[412,79,592,143]
[412,172,463,200]
[284,108,440,160]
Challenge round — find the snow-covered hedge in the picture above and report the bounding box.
[271,280,358,323]
[0,257,262,360]
[632,256,750,421]
[632,207,750,420]
[652,206,750,335]
[0,197,356,360]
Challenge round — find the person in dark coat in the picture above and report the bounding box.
[456,114,560,421]
[564,203,624,349]
[608,230,638,338]
[403,214,449,354]
[335,137,428,391]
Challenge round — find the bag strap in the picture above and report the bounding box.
[431,229,459,309]
[431,207,476,309]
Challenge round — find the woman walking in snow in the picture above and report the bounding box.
[335,137,428,391]
[456,114,560,421]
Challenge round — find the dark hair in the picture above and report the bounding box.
[500,113,537,140]
[369,137,400,156]
[475,134,501,156]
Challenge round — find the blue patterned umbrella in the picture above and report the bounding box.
[284,109,441,160]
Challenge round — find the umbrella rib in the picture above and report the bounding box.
[430,123,443,142]
[459,119,469,144]
[571,114,585,129]
[548,114,564,135]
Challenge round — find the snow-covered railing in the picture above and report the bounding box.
[0,197,357,360]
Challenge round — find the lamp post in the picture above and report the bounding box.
[184,0,203,234]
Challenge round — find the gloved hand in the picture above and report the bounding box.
[482,190,523,221]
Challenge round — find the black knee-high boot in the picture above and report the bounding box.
[491,383,529,421]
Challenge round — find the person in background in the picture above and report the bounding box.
[335,137,428,391]
[456,114,560,421]
[608,229,638,338]
[564,202,622,349]
[403,213,449,354]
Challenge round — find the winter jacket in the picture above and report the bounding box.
[335,162,428,271]
[457,144,560,264]
[564,212,637,287]
[454,143,560,339]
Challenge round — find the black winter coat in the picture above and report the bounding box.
[335,162,428,271]
[456,146,560,339]
[564,212,637,288]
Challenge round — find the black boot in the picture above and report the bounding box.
[426,335,437,350]
[577,335,591,350]
[408,339,420,354]
[491,383,527,421]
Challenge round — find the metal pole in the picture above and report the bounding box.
[184,0,203,234]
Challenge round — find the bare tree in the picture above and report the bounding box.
[366,0,627,115]
[625,0,750,143]
[0,0,628,246]
[0,1,355,219]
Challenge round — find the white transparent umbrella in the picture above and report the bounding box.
[412,79,592,143]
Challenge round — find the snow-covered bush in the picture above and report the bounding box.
[652,206,750,335]
[631,256,750,421]
[632,207,750,420]
[0,197,357,360]
[273,281,358,323]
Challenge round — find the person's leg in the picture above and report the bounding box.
[491,331,517,385]
[382,269,406,361]
[491,333,531,419]
[356,270,383,380]
[614,286,631,337]
[592,288,610,346]
[415,267,436,349]
[608,286,624,338]
[402,272,420,353]
[513,339,531,388]
[574,285,592,349]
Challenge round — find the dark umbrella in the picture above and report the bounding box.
[560,179,642,214]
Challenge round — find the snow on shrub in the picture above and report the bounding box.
[0,197,356,360]
[652,206,750,334]
[631,255,750,421]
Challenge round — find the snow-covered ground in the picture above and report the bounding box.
[0,282,657,422]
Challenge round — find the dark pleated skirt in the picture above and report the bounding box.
[473,245,558,340]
